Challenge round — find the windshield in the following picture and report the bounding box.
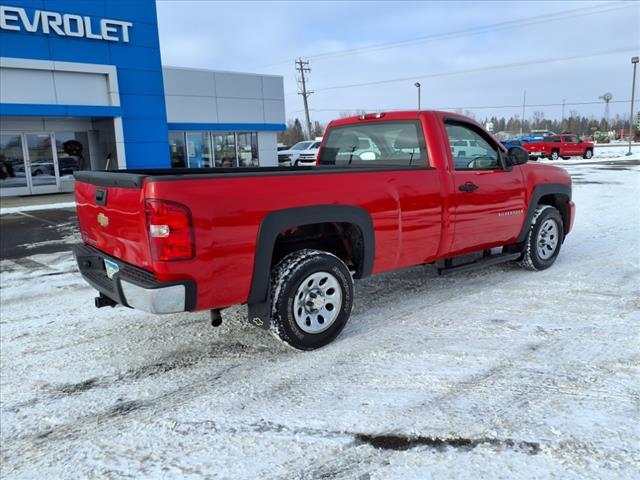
[291,141,313,150]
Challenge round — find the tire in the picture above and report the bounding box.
[270,249,353,350]
[550,150,559,161]
[583,149,593,159]
[518,205,564,271]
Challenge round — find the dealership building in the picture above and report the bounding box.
[0,0,285,197]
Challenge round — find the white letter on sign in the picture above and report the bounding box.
[17,7,40,32]
[0,6,21,31]
[63,14,84,37]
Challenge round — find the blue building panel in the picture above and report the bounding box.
[0,0,170,168]
[108,44,162,71]
[116,69,165,95]
[48,37,112,64]
[124,141,171,169]
[42,0,106,16]
[119,94,167,119]
[104,0,159,24]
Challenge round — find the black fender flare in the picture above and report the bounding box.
[246,205,374,329]
[516,183,572,243]
[248,204,375,306]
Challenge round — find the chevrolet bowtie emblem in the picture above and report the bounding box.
[97,212,109,227]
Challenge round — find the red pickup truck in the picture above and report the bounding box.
[73,111,575,350]
[523,134,594,161]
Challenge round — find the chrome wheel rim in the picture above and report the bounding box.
[585,150,593,158]
[293,271,342,334]
[537,219,559,260]
[551,152,558,160]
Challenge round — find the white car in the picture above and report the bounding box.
[277,140,321,166]
[296,144,321,166]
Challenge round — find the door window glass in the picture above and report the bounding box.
[26,134,56,187]
[169,131,186,167]
[445,123,499,170]
[237,132,259,167]
[213,132,237,167]
[0,134,27,190]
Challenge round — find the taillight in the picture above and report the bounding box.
[145,199,195,261]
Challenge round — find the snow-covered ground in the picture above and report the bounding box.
[1,159,639,479]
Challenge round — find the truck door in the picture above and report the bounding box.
[444,120,526,254]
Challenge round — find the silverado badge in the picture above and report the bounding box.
[97,212,109,227]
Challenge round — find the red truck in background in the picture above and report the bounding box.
[523,134,595,161]
[73,111,575,350]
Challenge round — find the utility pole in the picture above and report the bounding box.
[627,56,638,156]
[561,98,566,123]
[520,90,526,136]
[295,58,314,140]
[414,82,421,110]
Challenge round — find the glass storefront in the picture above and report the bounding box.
[168,131,186,168]
[186,132,212,168]
[0,134,27,194]
[237,132,259,167]
[212,132,237,167]
[0,131,90,196]
[169,131,260,169]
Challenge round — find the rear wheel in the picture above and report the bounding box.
[550,150,559,161]
[583,149,593,159]
[518,205,564,271]
[270,249,353,350]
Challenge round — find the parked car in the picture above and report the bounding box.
[522,134,594,160]
[295,144,321,166]
[73,110,574,350]
[500,139,523,149]
[277,140,321,166]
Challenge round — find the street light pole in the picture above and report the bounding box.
[627,56,639,156]
[414,82,421,110]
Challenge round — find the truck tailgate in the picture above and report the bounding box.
[75,173,152,269]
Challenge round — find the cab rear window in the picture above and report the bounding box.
[318,121,427,167]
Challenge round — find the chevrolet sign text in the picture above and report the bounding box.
[0,6,133,43]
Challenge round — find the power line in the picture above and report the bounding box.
[260,2,631,69]
[289,99,635,114]
[284,47,638,95]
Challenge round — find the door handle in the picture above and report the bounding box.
[459,182,479,192]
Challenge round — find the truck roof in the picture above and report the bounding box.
[328,110,477,127]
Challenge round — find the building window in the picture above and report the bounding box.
[0,134,27,191]
[237,132,259,167]
[169,131,186,167]
[169,131,260,169]
[186,131,212,168]
[212,132,237,167]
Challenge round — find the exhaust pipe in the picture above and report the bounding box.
[95,294,117,308]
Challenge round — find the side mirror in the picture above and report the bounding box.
[508,146,528,166]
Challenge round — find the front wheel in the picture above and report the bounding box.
[270,249,353,350]
[583,149,593,159]
[550,150,559,161]
[518,205,564,271]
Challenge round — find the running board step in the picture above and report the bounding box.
[438,252,521,276]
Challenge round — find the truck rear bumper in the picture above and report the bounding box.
[72,244,196,314]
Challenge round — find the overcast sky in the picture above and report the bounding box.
[156,0,640,123]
